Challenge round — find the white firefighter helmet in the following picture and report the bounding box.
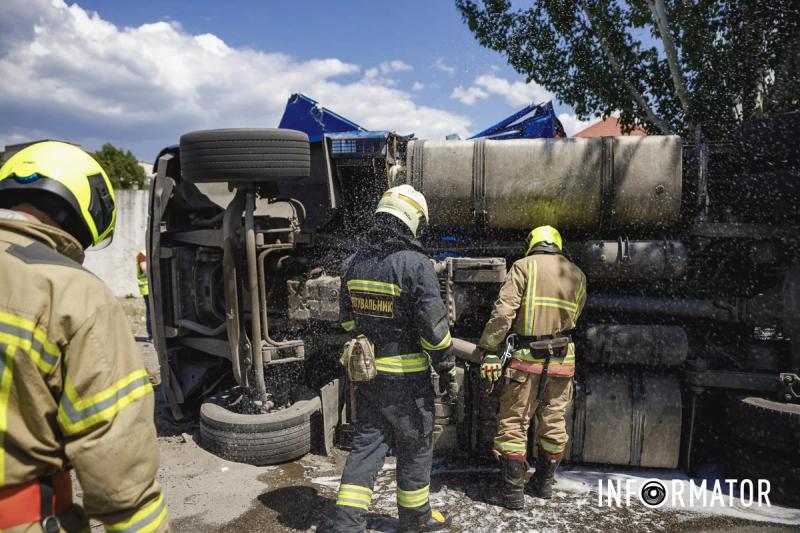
[374,184,429,237]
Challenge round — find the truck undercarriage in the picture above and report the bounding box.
[147,113,800,505]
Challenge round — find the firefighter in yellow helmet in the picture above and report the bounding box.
[334,185,453,532]
[0,142,170,532]
[478,225,586,509]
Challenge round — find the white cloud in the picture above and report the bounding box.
[478,74,553,106]
[379,60,412,74]
[434,58,456,76]
[558,113,595,136]
[412,82,425,91]
[450,73,554,107]
[451,85,489,106]
[0,0,470,156]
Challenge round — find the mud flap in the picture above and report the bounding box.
[319,378,343,455]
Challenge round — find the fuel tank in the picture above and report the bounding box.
[580,239,688,280]
[406,136,682,231]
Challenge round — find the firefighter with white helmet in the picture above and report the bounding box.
[0,141,170,532]
[334,184,453,532]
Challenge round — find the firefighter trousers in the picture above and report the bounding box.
[493,370,574,459]
[333,375,435,533]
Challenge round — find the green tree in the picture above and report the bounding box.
[456,0,800,140]
[92,143,147,189]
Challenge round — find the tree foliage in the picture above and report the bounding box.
[455,0,799,140]
[92,143,146,189]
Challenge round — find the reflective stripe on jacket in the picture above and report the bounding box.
[0,212,169,532]
[479,249,586,376]
[339,225,453,377]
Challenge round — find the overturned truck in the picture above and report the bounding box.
[147,113,800,504]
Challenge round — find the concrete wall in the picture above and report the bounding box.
[83,189,149,297]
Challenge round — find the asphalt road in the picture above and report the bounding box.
[134,338,800,533]
[114,299,800,532]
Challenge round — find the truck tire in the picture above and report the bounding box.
[725,395,800,455]
[180,128,310,183]
[726,444,800,507]
[200,392,321,465]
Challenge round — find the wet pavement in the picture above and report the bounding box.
[127,323,800,533]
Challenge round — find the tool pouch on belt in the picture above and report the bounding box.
[528,335,571,357]
[340,334,377,382]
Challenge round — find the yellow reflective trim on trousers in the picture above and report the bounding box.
[397,484,430,508]
[493,438,527,453]
[58,368,153,435]
[0,343,15,485]
[420,331,451,351]
[105,491,168,533]
[336,484,373,510]
[347,279,402,297]
[375,353,429,373]
[538,436,566,453]
[0,310,59,374]
[341,320,355,332]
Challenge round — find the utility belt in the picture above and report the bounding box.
[503,332,574,398]
[512,332,572,357]
[0,470,72,532]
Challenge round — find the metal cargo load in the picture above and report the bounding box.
[406,136,682,231]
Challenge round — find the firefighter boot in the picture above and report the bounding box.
[530,449,562,499]
[501,453,527,510]
[398,509,452,532]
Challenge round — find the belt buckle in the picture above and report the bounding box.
[41,515,61,533]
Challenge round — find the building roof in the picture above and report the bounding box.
[573,117,647,138]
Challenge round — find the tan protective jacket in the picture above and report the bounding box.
[0,212,169,532]
[479,249,586,376]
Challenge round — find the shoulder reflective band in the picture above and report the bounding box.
[374,353,429,374]
[397,484,430,509]
[341,320,355,332]
[346,279,402,297]
[0,311,59,375]
[105,491,168,533]
[336,484,373,510]
[420,331,451,352]
[58,368,153,435]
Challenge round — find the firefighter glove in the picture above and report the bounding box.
[480,354,503,382]
[436,360,457,401]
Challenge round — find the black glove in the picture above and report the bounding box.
[435,357,457,402]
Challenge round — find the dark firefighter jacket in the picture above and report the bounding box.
[339,224,453,377]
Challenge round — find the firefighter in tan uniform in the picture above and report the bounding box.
[0,142,170,532]
[478,226,586,509]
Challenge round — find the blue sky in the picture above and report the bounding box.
[0,0,593,161]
